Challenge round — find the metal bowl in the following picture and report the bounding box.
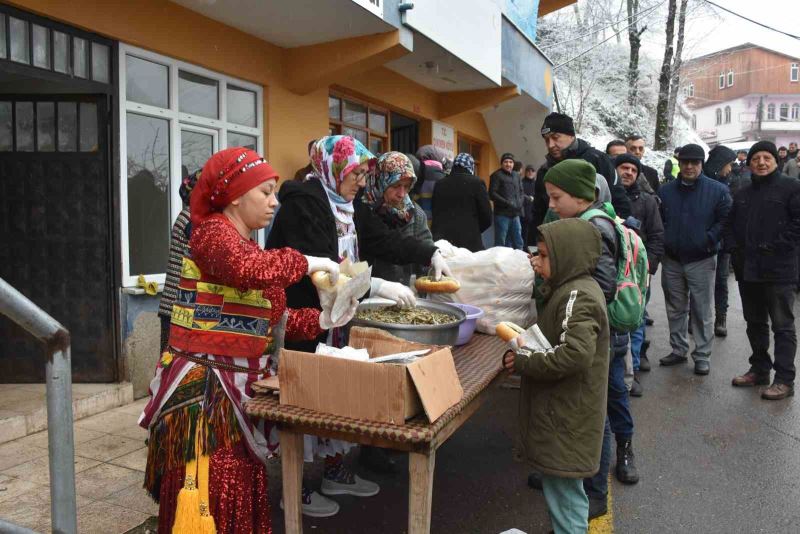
[347,299,466,346]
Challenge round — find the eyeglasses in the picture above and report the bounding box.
[348,169,369,184]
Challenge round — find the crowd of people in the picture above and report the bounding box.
[139,108,800,533]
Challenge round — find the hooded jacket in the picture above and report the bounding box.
[514,218,610,479]
[722,168,800,283]
[532,138,631,241]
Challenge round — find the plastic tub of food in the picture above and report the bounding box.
[448,303,485,346]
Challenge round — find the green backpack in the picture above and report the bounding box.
[580,208,649,332]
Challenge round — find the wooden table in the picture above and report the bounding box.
[244,334,506,534]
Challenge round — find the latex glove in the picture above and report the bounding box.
[430,250,452,281]
[305,255,339,285]
[317,289,359,330]
[370,277,416,308]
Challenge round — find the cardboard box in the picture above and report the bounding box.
[279,327,463,424]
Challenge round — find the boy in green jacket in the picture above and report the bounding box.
[503,218,610,533]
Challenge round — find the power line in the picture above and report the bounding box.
[702,0,800,41]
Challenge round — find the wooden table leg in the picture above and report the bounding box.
[280,429,304,534]
[408,450,435,534]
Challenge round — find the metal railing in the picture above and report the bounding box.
[0,277,77,534]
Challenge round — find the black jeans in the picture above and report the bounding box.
[715,252,730,315]
[739,281,797,385]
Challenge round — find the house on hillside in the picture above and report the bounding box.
[681,43,800,147]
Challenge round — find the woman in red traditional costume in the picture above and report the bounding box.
[139,147,354,533]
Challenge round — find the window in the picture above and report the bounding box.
[120,44,263,286]
[719,73,725,89]
[691,114,697,129]
[767,103,776,120]
[780,103,789,121]
[457,137,482,176]
[715,108,722,126]
[687,83,694,97]
[0,99,96,153]
[791,63,799,82]
[724,106,731,124]
[727,69,734,87]
[792,104,800,120]
[328,92,388,156]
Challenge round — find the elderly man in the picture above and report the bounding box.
[726,141,800,400]
[658,144,731,375]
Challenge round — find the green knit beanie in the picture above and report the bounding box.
[543,159,597,201]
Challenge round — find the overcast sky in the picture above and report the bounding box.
[639,0,800,60]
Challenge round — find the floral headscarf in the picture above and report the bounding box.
[179,169,201,205]
[364,152,417,228]
[453,152,475,175]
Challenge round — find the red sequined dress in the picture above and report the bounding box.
[139,214,321,534]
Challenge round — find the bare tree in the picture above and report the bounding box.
[653,0,677,151]
[666,0,689,140]
[626,0,648,106]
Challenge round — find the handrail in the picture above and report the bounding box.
[0,277,77,534]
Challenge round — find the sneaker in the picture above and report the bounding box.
[321,474,380,497]
[280,488,340,518]
[761,383,794,400]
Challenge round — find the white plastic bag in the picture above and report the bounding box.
[430,241,537,334]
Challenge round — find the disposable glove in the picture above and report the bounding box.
[304,255,339,285]
[430,250,452,281]
[318,292,360,330]
[370,277,416,308]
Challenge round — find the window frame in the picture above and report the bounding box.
[118,43,264,287]
[724,106,731,125]
[456,134,483,177]
[727,69,734,87]
[779,103,789,121]
[715,108,722,126]
[687,83,694,97]
[791,103,800,121]
[767,103,776,121]
[791,63,799,83]
[328,91,389,156]
[718,72,725,89]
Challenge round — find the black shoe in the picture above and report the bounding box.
[630,377,643,397]
[358,446,397,474]
[642,339,651,352]
[660,353,688,366]
[615,439,640,485]
[694,360,710,375]
[639,354,651,372]
[527,472,543,490]
[645,317,654,326]
[714,314,727,337]
[588,496,608,520]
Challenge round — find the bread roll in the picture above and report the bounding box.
[311,271,351,292]
[414,276,461,294]
[496,321,526,342]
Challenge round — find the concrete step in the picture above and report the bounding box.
[0,382,134,445]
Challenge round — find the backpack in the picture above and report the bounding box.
[580,208,649,332]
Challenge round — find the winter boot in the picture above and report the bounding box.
[715,314,728,337]
[615,439,640,485]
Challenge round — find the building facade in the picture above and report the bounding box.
[0,0,565,395]
[682,43,800,147]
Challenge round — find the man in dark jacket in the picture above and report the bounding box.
[726,141,800,401]
[663,147,680,182]
[625,135,660,193]
[532,113,631,242]
[778,146,789,170]
[521,164,537,246]
[616,154,664,395]
[658,144,732,376]
[704,145,738,337]
[490,152,524,249]
[432,153,493,252]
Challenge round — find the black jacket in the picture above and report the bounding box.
[625,181,664,274]
[723,169,800,283]
[532,138,631,241]
[641,164,660,193]
[267,179,437,319]
[489,168,523,217]
[431,168,493,252]
[522,177,536,220]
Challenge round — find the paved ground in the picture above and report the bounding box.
[3,271,799,533]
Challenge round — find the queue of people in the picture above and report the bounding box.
[143,114,800,533]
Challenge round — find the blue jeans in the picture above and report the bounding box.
[494,215,524,249]
[584,333,634,499]
[541,475,589,534]
[630,288,652,371]
[715,251,730,315]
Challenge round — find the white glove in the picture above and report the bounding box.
[317,290,359,330]
[430,250,452,281]
[305,255,339,285]
[370,277,416,308]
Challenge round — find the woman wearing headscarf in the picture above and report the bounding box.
[412,144,448,225]
[431,152,493,252]
[139,147,346,534]
[362,151,434,284]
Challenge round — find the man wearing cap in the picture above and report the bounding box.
[616,154,664,395]
[531,112,630,242]
[725,141,800,400]
[657,144,731,375]
[489,152,524,249]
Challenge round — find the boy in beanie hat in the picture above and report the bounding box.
[490,151,525,249]
[537,158,640,518]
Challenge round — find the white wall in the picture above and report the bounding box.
[693,97,752,144]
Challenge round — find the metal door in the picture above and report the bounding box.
[0,95,115,382]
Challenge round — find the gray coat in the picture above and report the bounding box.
[371,203,435,285]
[784,158,800,179]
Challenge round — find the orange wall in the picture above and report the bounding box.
[13,0,498,179]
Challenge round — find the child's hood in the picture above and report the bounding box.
[539,218,601,286]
